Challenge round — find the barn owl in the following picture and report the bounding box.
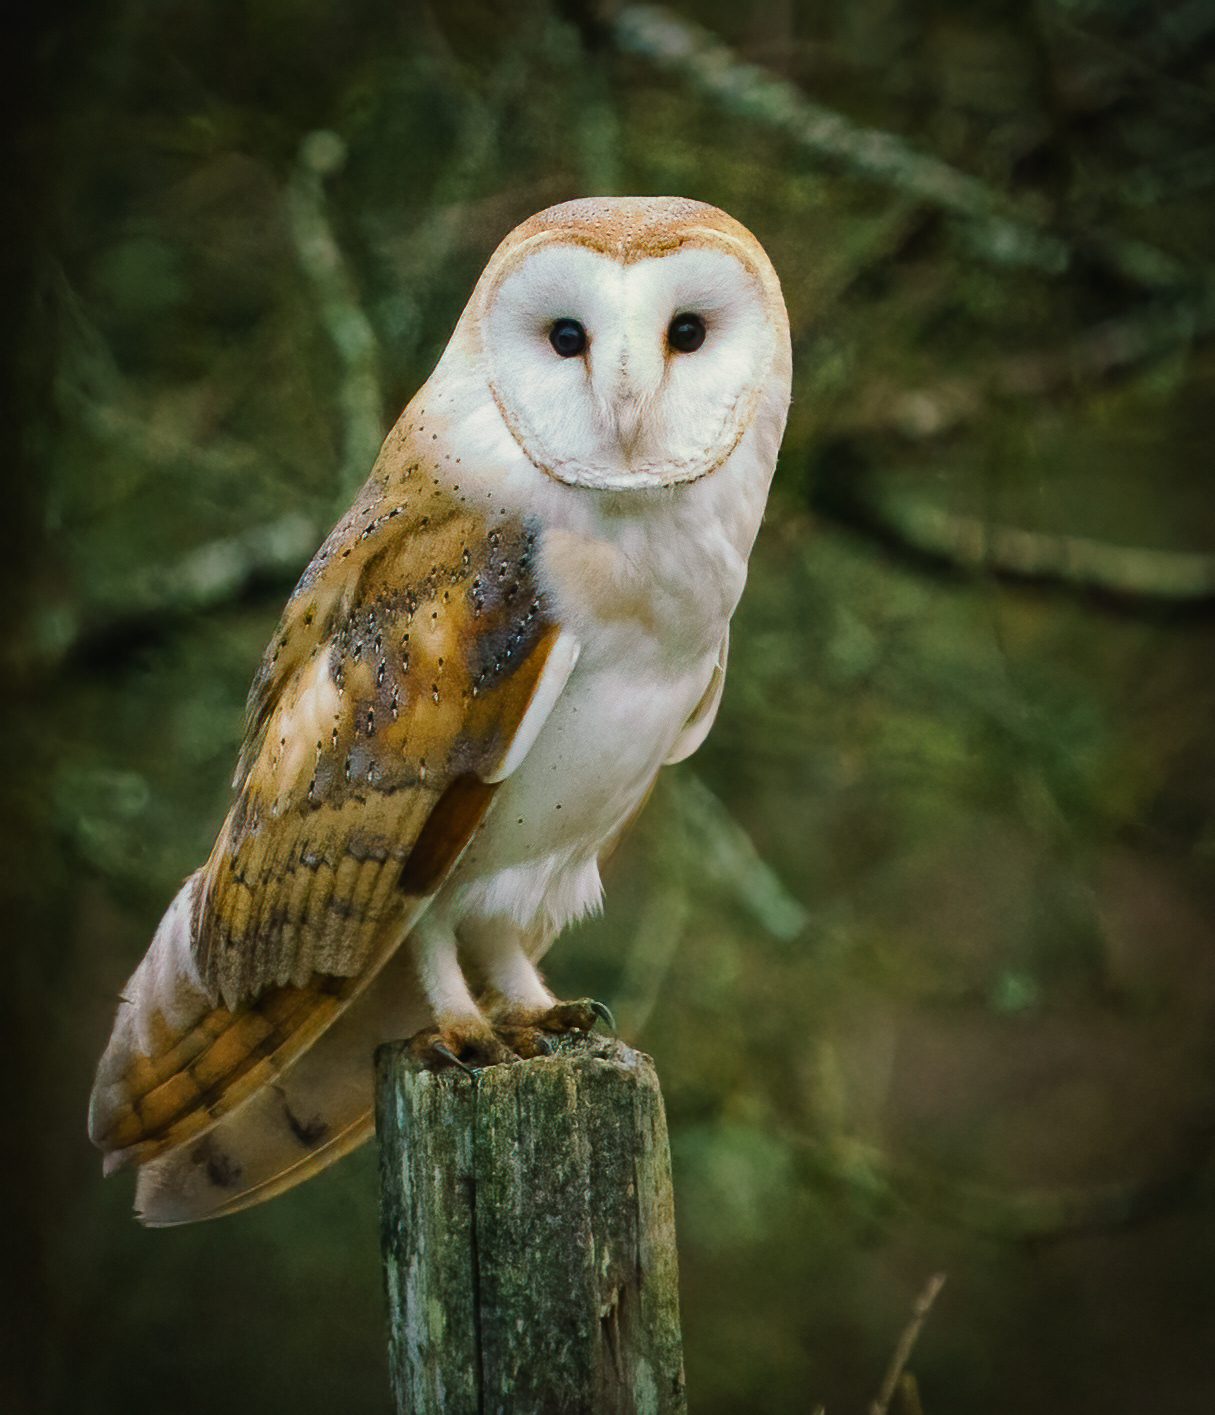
[88,196,791,1225]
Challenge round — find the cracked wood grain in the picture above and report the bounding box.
[376,1032,687,1415]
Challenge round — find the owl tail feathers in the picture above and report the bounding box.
[132,1090,375,1226]
[88,871,345,1176]
[88,870,214,1171]
[87,873,431,1224]
[131,945,430,1224]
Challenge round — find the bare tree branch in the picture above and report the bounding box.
[612,4,1193,291]
[672,773,809,943]
[613,771,806,1036]
[871,1273,947,1415]
[836,292,1215,441]
[811,477,1215,611]
[897,1372,925,1415]
[25,512,321,674]
[785,1097,1215,1245]
[287,130,385,501]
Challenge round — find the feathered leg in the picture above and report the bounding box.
[404,911,513,1067]
[459,916,611,1054]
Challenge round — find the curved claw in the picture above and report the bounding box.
[432,1041,478,1076]
[492,1024,555,1060]
[589,999,616,1033]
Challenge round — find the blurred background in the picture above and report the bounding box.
[4,1,1214,1411]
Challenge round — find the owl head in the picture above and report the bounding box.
[441,197,790,493]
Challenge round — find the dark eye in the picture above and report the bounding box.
[668,312,706,353]
[549,318,587,357]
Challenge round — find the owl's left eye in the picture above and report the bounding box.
[668,312,706,353]
[549,318,587,357]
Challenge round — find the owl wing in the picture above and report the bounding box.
[90,467,576,1171]
[665,631,728,765]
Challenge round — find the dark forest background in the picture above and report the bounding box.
[3,1,1214,1411]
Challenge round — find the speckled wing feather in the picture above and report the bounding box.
[90,447,563,1170]
[199,461,559,1004]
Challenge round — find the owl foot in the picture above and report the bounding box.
[408,1022,515,1073]
[538,997,616,1034]
[491,998,614,1057]
[492,1025,556,1060]
[415,999,614,1070]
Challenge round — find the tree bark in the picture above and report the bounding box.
[376,1031,687,1415]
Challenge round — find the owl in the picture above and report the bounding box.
[88,196,792,1224]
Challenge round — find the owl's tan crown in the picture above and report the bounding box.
[504,195,760,264]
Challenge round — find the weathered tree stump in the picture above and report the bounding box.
[375,1031,687,1415]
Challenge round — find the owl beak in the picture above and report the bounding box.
[601,337,663,463]
[614,393,647,458]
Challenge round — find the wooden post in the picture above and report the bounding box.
[375,1031,687,1415]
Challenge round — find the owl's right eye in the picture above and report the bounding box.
[549,318,587,358]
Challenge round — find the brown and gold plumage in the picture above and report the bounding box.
[90,195,791,1223]
[90,437,561,1176]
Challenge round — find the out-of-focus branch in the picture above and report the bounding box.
[886,501,1215,603]
[1140,0,1215,69]
[808,292,1215,612]
[870,1273,947,1415]
[1100,146,1215,211]
[615,773,807,1037]
[32,132,385,676]
[787,1081,1215,1244]
[1044,0,1215,115]
[287,131,385,500]
[897,1373,925,1415]
[612,4,1191,291]
[812,473,1215,610]
[51,264,278,489]
[65,391,272,485]
[613,840,690,1038]
[26,512,321,673]
[672,773,809,943]
[836,293,1215,441]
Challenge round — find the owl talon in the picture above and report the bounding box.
[432,1041,477,1076]
[589,1000,616,1032]
[409,1025,514,1072]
